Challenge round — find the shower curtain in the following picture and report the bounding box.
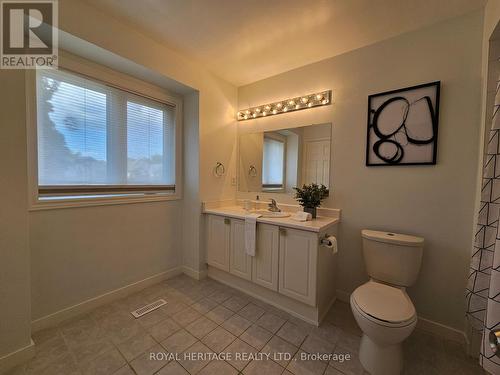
[466,80,500,374]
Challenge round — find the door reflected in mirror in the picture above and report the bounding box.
[238,123,331,193]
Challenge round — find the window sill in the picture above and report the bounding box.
[29,192,181,211]
[262,188,285,193]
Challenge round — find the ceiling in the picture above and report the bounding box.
[84,0,485,86]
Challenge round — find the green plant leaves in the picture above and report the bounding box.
[293,183,329,208]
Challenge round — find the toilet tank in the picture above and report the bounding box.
[361,230,424,287]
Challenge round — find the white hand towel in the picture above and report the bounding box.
[291,211,312,222]
[245,213,261,257]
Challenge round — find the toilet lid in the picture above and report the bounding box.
[352,281,415,323]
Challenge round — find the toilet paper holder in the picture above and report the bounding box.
[320,234,335,247]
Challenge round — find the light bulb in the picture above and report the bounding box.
[252,112,257,118]
[315,94,323,101]
[265,105,271,111]
[288,100,295,106]
[245,109,250,114]
[262,111,267,116]
[255,108,261,113]
[308,102,312,107]
[244,114,248,119]
[272,109,277,114]
[276,103,283,109]
[322,99,329,105]
[301,97,308,104]
[295,104,300,109]
[283,106,288,112]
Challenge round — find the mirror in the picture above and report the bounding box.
[238,123,331,193]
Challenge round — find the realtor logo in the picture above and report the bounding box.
[1,0,58,68]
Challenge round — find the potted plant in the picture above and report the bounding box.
[293,183,329,219]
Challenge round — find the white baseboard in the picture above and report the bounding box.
[31,267,182,332]
[416,316,467,344]
[336,289,466,345]
[0,339,35,375]
[182,266,208,280]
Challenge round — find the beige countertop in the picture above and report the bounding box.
[202,205,340,233]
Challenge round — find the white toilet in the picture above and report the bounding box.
[350,230,424,375]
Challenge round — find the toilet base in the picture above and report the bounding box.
[359,334,403,375]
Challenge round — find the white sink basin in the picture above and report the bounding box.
[252,210,291,218]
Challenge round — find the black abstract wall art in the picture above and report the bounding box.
[366,81,440,166]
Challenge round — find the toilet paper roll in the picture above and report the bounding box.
[322,236,338,254]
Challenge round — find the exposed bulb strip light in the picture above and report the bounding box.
[237,90,332,121]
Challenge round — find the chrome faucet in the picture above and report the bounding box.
[268,199,281,212]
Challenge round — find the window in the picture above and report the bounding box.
[35,69,176,199]
[262,137,285,189]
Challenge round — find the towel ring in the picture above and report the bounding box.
[248,165,257,177]
[214,162,225,177]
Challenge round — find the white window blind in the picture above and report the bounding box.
[36,69,176,196]
[262,137,285,187]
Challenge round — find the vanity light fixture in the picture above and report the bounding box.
[237,90,332,121]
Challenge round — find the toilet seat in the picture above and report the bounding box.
[352,280,416,328]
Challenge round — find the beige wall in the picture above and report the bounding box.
[238,12,483,330]
[29,202,182,320]
[0,71,32,365]
[26,0,237,322]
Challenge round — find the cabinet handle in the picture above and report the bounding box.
[224,218,231,225]
[279,228,287,236]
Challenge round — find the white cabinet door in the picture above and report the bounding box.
[230,219,252,280]
[252,223,279,291]
[207,215,230,272]
[278,227,317,306]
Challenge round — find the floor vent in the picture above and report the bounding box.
[131,299,167,318]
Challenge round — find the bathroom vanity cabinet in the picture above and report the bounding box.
[204,206,340,325]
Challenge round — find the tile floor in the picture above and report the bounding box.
[7,275,484,375]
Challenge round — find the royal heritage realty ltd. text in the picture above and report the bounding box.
[149,351,352,363]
